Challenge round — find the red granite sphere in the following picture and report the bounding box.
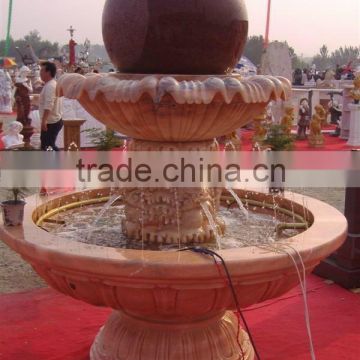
[102,0,249,75]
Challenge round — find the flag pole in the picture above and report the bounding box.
[264,0,271,49]
[4,0,14,56]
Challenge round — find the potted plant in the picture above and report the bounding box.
[82,128,123,150]
[1,188,27,226]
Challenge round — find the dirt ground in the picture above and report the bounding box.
[0,188,345,294]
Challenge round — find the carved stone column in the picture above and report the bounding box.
[122,139,224,245]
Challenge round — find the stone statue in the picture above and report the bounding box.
[252,112,268,145]
[350,74,360,104]
[316,69,336,89]
[224,131,241,151]
[281,106,294,135]
[15,80,32,126]
[14,66,34,147]
[2,121,24,149]
[308,105,326,147]
[0,69,13,113]
[297,98,310,140]
[31,65,44,94]
[260,42,293,81]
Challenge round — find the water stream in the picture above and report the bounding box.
[86,194,122,241]
[200,202,222,250]
[226,187,249,220]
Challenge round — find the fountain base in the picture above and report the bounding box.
[90,310,254,360]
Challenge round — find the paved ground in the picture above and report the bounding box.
[0,187,346,293]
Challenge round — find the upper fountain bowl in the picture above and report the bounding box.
[58,73,291,142]
[102,0,248,74]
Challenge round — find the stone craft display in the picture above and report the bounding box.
[349,74,360,104]
[309,105,326,147]
[1,121,24,149]
[0,69,12,113]
[281,105,295,136]
[0,1,348,360]
[252,111,268,146]
[297,98,310,139]
[14,65,34,148]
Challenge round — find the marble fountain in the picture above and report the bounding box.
[0,1,347,359]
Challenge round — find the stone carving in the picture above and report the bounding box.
[122,187,224,244]
[122,139,224,244]
[316,69,336,89]
[3,2,339,360]
[252,111,268,145]
[1,121,24,149]
[0,69,12,113]
[223,131,241,151]
[281,106,294,135]
[309,105,326,147]
[350,74,360,104]
[58,73,290,144]
[260,42,292,81]
[297,98,310,140]
[14,65,34,148]
[90,311,254,360]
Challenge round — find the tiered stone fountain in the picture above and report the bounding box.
[0,1,347,359]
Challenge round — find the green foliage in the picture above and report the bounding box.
[82,128,123,150]
[0,30,59,61]
[263,124,294,151]
[243,35,265,66]
[5,187,28,203]
[312,45,360,70]
[312,44,331,71]
[329,46,360,68]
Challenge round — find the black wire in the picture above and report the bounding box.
[180,246,262,360]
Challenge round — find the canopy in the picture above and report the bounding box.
[0,57,17,68]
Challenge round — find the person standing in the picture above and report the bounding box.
[39,61,63,150]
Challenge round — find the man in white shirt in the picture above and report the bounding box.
[39,61,63,150]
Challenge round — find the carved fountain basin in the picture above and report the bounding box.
[0,189,347,314]
[58,73,291,142]
[0,189,347,359]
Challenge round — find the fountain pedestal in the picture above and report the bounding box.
[122,139,223,245]
[90,311,254,360]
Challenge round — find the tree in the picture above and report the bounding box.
[243,35,264,65]
[312,45,331,71]
[329,46,360,68]
[287,44,309,70]
[0,30,59,64]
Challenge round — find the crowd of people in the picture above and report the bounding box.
[293,64,357,86]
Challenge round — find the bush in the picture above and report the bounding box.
[82,128,123,150]
[263,124,294,151]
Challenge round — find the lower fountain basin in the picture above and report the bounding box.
[0,188,347,359]
[0,189,347,317]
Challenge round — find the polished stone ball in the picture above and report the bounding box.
[102,0,248,75]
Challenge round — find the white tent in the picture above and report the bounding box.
[234,56,257,76]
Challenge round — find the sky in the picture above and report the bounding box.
[1,0,359,57]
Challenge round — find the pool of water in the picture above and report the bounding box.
[41,202,303,250]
